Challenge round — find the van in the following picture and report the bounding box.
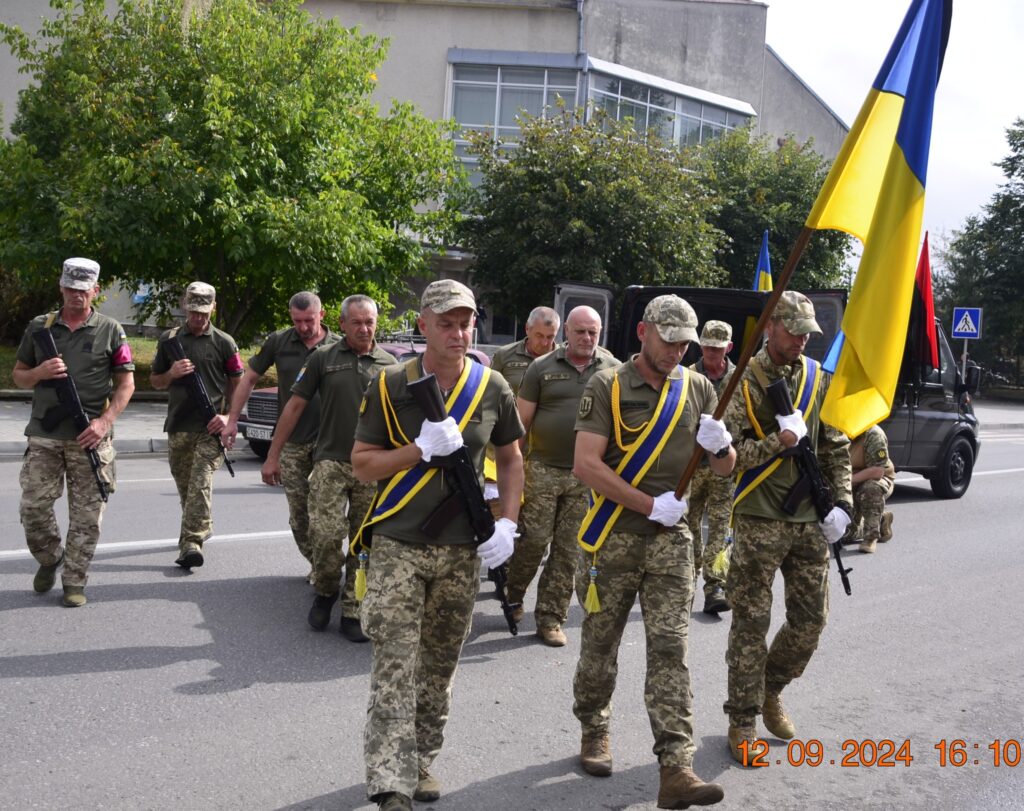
[553,281,981,499]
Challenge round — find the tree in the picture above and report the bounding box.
[460,109,724,324]
[689,127,852,290]
[0,0,464,343]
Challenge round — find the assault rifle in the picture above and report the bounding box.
[164,335,235,477]
[765,378,853,596]
[408,373,521,635]
[31,328,109,502]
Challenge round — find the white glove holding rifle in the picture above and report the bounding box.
[414,416,463,462]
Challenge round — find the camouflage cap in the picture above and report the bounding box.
[60,257,100,291]
[700,319,733,348]
[184,281,216,313]
[643,294,698,343]
[421,279,476,314]
[773,290,821,335]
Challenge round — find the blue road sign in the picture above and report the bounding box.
[951,307,982,340]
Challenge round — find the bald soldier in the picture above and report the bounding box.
[506,306,620,646]
[490,306,560,396]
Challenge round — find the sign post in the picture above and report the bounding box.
[951,306,983,379]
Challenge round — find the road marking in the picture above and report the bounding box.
[118,477,176,483]
[0,529,292,559]
[897,466,1024,483]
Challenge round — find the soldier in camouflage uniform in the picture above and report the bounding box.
[14,258,136,607]
[686,320,736,615]
[507,306,619,647]
[151,282,244,569]
[722,291,852,763]
[223,292,339,574]
[352,280,524,811]
[262,294,395,641]
[849,425,895,554]
[572,295,733,809]
[490,305,560,396]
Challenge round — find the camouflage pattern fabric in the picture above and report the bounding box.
[279,441,316,565]
[308,459,376,619]
[724,514,829,724]
[572,528,697,768]
[167,432,224,550]
[361,534,480,801]
[852,478,894,541]
[20,436,115,588]
[505,459,589,629]
[686,465,732,594]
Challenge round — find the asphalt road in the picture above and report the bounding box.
[1,431,1023,810]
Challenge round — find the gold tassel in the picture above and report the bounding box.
[354,551,369,602]
[583,561,601,614]
[710,530,733,579]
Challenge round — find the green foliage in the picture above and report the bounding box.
[689,127,852,289]
[936,118,1024,380]
[459,109,724,324]
[0,0,465,344]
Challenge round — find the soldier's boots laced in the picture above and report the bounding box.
[33,549,64,594]
[307,592,339,631]
[727,721,757,765]
[762,692,796,739]
[413,768,441,802]
[62,585,87,608]
[656,765,725,809]
[580,733,612,777]
[376,792,412,811]
[879,511,894,543]
[537,624,567,647]
[175,542,204,569]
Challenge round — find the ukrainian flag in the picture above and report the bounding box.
[753,230,773,292]
[809,0,952,437]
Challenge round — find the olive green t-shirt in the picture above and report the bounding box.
[575,359,717,535]
[851,425,895,480]
[18,309,135,440]
[491,338,545,396]
[291,339,396,463]
[355,357,524,545]
[249,327,339,446]
[518,345,620,469]
[152,324,244,433]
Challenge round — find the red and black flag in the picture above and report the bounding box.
[909,232,940,367]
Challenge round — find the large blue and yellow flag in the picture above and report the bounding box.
[809,0,951,437]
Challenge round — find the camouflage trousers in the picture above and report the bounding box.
[361,534,480,800]
[278,441,316,565]
[573,527,697,768]
[853,477,894,541]
[167,432,224,551]
[724,515,829,723]
[506,459,589,629]
[686,465,733,594]
[309,459,376,619]
[20,436,115,588]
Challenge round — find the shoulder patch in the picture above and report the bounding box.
[578,395,593,419]
[877,449,886,459]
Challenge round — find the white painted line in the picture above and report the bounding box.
[118,477,175,483]
[0,529,292,559]
[897,466,1024,484]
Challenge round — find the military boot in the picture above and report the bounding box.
[307,592,338,631]
[62,585,87,608]
[879,511,894,543]
[413,768,441,802]
[175,542,204,569]
[762,691,795,739]
[339,615,369,643]
[580,733,612,776]
[376,792,412,811]
[33,549,64,594]
[656,765,725,808]
[702,586,731,615]
[537,623,567,647]
[727,720,758,765]
[859,535,878,554]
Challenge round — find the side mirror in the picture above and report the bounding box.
[963,363,982,395]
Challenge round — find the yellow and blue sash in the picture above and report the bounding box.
[577,367,690,554]
[732,356,821,506]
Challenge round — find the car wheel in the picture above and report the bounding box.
[930,435,974,499]
[249,439,271,461]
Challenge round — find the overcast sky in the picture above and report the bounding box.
[765,0,1023,244]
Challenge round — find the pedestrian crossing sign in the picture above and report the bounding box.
[951,307,982,340]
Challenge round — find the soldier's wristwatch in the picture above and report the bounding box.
[713,445,731,459]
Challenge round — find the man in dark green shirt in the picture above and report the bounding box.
[262,294,395,641]
[223,292,338,575]
[151,282,244,570]
[490,305,560,396]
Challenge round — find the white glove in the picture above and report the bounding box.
[478,518,518,568]
[776,409,807,442]
[648,491,688,527]
[414,416,463,461]
[697,414,732,454]
[818,506,852,544]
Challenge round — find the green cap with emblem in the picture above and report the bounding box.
[699,319,732,348]
[643,294,699,343]
[421,279,477,314]
[773,291,821,335]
